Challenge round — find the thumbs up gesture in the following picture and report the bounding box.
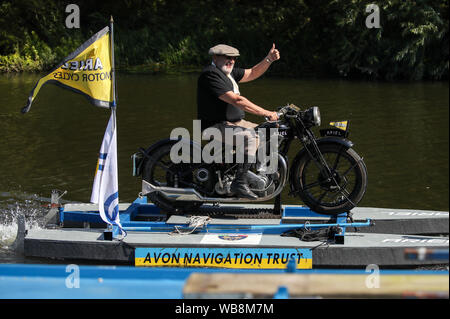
[266,43,280,63]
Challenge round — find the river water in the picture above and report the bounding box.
[0,72,448,263]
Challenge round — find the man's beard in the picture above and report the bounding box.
[220,63,233,75]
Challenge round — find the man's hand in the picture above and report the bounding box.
[240,43,281,83]
[265,111,279,121]
[266,43,280,63]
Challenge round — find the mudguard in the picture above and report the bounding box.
[132,138,202,176]
[315,136,353,149]
[289,137,354,192]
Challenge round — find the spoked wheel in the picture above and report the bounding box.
[142,144,203,213]
[292,144,367,215]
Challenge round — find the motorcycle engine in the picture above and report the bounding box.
[214,173,234,196]
[247,171,275,197]
[214,170,276,198]
[246,171,268,190]
[193,167,215,192]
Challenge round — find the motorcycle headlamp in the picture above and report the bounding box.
[304,106,321,126]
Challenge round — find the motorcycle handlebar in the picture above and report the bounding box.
[264,111,283,122]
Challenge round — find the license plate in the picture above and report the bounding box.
[320,128,348,138]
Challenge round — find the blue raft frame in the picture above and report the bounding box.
[57,196,373,243]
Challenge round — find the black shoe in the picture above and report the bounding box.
[231,164,258,199]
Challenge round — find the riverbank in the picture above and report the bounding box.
[1,0,448,80]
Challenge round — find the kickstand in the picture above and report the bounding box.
[273,194,282,216]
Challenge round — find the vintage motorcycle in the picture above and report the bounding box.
[132,104,367,215]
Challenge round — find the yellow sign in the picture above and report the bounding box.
[22,26,114,113]
[329,121,348,131]
[135,247,313,269]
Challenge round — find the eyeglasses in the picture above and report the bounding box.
[218,55,238,61]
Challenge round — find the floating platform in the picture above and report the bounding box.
[22,198,449,268]
[284,206,449,235]
[25,226,449,268]
[58,202,449,235]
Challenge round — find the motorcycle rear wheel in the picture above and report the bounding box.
[142,144,203,213]
[292,143,367,215]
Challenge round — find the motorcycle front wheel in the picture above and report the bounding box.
[292,143,368,215]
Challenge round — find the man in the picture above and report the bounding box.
[197,43,280,199]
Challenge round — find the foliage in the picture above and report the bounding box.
[0,0,448,80]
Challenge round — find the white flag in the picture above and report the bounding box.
[91,110,124,236]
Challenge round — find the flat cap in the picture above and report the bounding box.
[208,44,240,57]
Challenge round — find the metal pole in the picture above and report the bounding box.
[109,16,121,239]
[109,16,117,107]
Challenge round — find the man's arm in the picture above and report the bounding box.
[239,43,280,83]
[219,91,278,121]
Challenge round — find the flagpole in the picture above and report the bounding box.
[110,16,117,108]
[109,16,120,238]
[109,15,117,177]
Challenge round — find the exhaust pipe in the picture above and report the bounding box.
[141,155,288,203]
[142,181,208,201]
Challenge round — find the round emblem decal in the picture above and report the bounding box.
[218,234,248,241]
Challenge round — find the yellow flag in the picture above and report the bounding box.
[329,121,348,131]
[22,26,114,113]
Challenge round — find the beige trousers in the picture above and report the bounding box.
[202,119,260,160]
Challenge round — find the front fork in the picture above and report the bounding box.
[301,130,334,176]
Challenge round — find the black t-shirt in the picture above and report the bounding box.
[197,64,245,131]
